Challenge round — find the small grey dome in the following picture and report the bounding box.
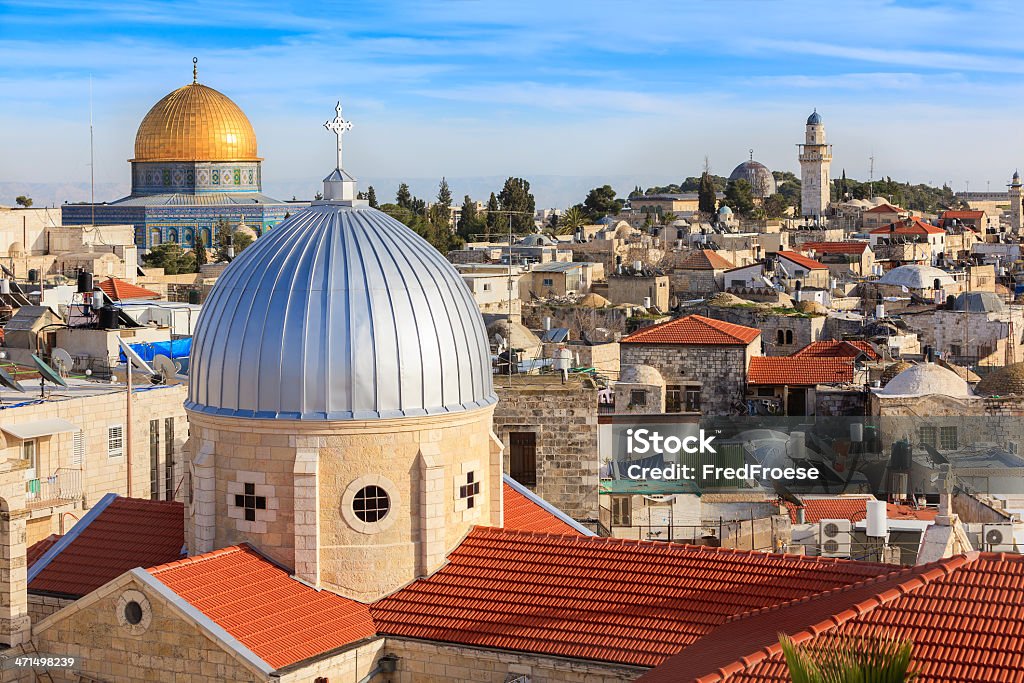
[729,160,777,196]
[807,110,822,125]
[877,265,955,290]
[619,364,664,386]
[187,202,496,420]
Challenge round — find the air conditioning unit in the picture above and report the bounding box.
[819,518,853,558]
[982,524,1018,552]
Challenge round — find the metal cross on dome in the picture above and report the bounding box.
[324,101,353,171]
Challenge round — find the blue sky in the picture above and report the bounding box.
[3,0,1024,206]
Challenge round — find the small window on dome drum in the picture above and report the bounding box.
[353,485,390,523]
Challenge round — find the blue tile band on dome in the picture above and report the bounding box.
[186,202,497,420]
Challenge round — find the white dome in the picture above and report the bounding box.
[187,202,496,420]
[878,363,974,398]
[877,265,955,290]
[619,364,664,386]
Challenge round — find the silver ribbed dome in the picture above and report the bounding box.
[186,202,496,420]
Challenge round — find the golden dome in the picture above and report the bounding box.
[133,83,260,162]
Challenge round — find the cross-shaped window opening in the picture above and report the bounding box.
[459,471,481,509]
[234,482,266,522]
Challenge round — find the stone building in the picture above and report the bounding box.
[694,302,826,357]
[671,249,734,295]
[799,241,875,277]
[0,379,187,547]
[620,314,761,415]
[607,268,670,310]
[613,364,667,414]
[494,376,600,524]
[901,292,1024,368]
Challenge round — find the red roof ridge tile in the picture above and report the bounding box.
[148,544,249,575]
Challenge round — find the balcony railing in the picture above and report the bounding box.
[25,468,82,507]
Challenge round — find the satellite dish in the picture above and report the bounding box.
[116,338,155,376]
[151,354,181,384]
[31,353,68,392]
[0,366,26,393]
[51,348,74,377]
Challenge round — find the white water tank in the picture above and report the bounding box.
[553,347,572,371]
[866,499,888,538]
[643,296,652,309]
[875,303,885,319]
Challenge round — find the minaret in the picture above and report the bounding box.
[1009,170,1022,235]
[798,110,832,218]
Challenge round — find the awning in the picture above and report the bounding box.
[1,418,80,440]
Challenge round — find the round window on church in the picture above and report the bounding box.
[124,601,143,625]
[353,485,390,523]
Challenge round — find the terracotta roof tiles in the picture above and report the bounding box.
[869,218,945,235]
[502,481,585,535]
[371,527,894,668]
[748,357,855,386]
[800,241,869,255]
[792,340,880,360]
[776,250,829,271]
[98,277,161,301]
[680,249,735,270]
[643,552,1024,683]
[29,495,184,598]
[622,314,761,346]
[148,545,376,670]
[783,499,937,524]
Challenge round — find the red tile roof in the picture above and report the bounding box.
[622,314,761,346]
[864,203,906,214]
[98,277,161,301]
[748,357,854,386]
[371,527,894,668]
[800,241,869,255]
[869,218,945,235]
[29,496,184,598]
[792,340,880,360]
[643,552,1024,683]
[680,249,735,270]
[149,545,376,670]
[503,482,583,535]
[940,210,985,220]
[776,250,829,271]
[783,498,938,524]
[26,534,60,567]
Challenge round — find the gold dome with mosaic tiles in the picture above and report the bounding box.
[133,80,261,163]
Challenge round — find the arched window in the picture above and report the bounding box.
[785,330,794,345]
[777,330,786,345]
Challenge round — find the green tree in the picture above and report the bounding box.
[485,192,499,238]
[396,183,413,210]
[436,177,452,210]
[698,172,717,215]
[779,633,917,683]
[723,179,755,217]
[661,211,678,226]
[582,184,623,222]
[763,194,789,219]
[141,243,195,275]
[366,185,379,209]
[215,218,253,262]
[192,233,208,272]
[559,206,586,235]
[15,196,32,208]
[497,177,536,233]
[457,195,484,240]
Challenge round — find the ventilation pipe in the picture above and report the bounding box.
[357,654,400,683]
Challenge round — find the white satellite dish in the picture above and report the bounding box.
[116,338,155,376]
[51,348,74,377]
[152,354,181,384]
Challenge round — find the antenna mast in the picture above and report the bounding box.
[90,76,95,227]
[869,153,875,198]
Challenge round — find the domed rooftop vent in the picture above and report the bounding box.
[877,265,955,290]
[977,362,1024,396]
[187,203,496,420]
[619,364,664,386]
[878,362,974,398]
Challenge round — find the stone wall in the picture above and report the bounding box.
[619,341,757,416]
[815,388,868,417]
[694,305,825,357]
[385,636,644,683]
[522,303,634,341]
[607,275,670,310]
[494,378,599,523]
[26,594,72,624]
